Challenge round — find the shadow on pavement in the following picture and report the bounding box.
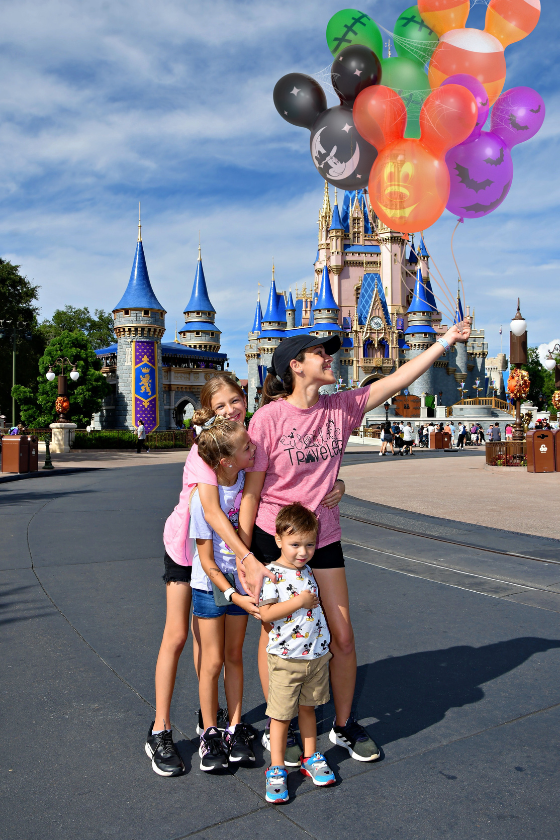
[314,637,560,749]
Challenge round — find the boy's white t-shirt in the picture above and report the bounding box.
[189,471,245,593]
[259,563,331,660]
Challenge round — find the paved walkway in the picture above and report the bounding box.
[1,461,559,839]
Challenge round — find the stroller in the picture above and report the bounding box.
[393,435,406,455]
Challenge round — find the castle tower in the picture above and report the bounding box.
[310,265,342,393]
[404,268,437,399]
[453,287,469,395]
[286,289,295,329]
[245,296,263,411]
[261,266,287,331]
[178,245,221,353]
[113,211,166,431]
[329,191,344,280]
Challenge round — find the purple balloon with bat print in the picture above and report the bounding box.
[443,80,545,219]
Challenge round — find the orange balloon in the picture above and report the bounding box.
[429,29,506,105]
[354,84,477,233]
[417,0,470,38]
[485,0,540,49]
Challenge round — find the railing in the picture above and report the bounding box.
[27,428,53,441]
[446,397,514,417]
[71,429,194,450]
[350,426,382,439]
[485,441,526,467]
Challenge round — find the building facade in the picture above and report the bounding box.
[246,185,488,411]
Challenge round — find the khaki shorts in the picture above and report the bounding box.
[266,652,332,721]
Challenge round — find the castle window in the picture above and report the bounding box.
[196,332,201,336]
[143,310,150,316]
[124,310,130,316]
[210,332,214,336]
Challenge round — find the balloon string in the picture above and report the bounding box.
[377,238,457,324]
[419,231,462,320]
[450,220,467,320]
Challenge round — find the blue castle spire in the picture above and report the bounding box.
[251,298,262,333]
[330,203,343,231]
[263,266,284,323]
[314,265,338,311]
[408,242,418,264]
[114,223,164,311]
[286,289,295,310]
[419,236,429,259]
[184,246,215,314]
[407,268,438,314]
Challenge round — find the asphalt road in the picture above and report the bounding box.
[1,462,559,840]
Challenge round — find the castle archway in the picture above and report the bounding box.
[174,397,197,428]
[360,374,383,387]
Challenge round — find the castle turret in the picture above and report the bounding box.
[113,211,165,430]
[453,287,468,395]
[179,245,221,353]
[286,290,295,329]
[245,295,263,411]
[329,190,344,277]
[404,268,436,398]
[310,265,342,393]
[261,266,287,331]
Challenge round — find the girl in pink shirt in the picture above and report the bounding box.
[146,375,260,777]
[240,323,471,764]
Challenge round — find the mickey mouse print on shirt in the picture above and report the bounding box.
[259,563,330,659]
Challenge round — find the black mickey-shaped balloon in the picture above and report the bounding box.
[273,73,327,129]
[331,44,382,105]
[273,46,381,190]
[310,105,377,189]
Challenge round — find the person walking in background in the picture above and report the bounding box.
[478,424,485,443]
[457,423,466,450]
[136,421,149,454]
[380,422,394,456]
[402,422,415,455]
[449,421,456,446]
[491,423,502,442]
[505,423,513,441]
[471,423,479,445]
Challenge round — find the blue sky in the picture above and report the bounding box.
[0,0,558,376]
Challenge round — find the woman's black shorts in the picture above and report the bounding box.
[250,524,345,570]
[162,551,192,584]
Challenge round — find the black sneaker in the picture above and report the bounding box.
[196,706,229,736]
[199,727,229,772]
[145,721,185,776]
[329,716,380,762]
[225,723,256,765]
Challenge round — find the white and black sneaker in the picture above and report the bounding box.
[225,723,256,765]
[329,716,380,762]
[145,721,185,776]
[262,718,302,767]
[199,727,229,772]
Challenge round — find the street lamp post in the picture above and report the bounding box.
[543,342,560,414]
[459,381,467,401]
[474,378,483,402]
[45,358,80,422]
[0,319,33,427]
[509,300,527,442]
[384,402,390,423]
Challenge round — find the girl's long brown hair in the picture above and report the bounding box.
[260,350,306,406]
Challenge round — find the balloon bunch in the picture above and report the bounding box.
[418,0,541,106]
[273,45,381,189]
[507,368,530,400]
[444,76,545,219]
[272,0,544,231]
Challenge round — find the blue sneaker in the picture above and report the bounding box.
[300,752,336,786]
[265,765,289,804]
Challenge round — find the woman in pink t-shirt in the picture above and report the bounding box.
[146,375,261,777]
[240,323,471,763]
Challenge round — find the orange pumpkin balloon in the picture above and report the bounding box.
[353,84,477,233]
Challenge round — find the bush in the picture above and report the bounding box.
[73,430,136,449]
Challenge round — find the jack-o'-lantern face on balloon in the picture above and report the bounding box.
[353,84,477,232]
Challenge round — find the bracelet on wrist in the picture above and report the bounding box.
[436,337,450,352]
[240,551,254,565]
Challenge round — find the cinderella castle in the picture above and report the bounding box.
[245,185,489,412]
[93,214,229,431]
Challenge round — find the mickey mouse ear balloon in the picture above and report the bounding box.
[273,73,327,129]
[326,9,383,59]
[331,44,382,105]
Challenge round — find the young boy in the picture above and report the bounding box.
[259,503,336,804]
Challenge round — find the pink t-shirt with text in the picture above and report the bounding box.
[163,444,217,565]
[248,388,369,548]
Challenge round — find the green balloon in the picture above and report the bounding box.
[326,9,383,60]
[393,5,438,66]
[380,57,431,139]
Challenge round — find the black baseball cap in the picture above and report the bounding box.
[269,334,342,380]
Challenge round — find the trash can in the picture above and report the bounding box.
[28,436,39,472]
[1,435,29,473]
[429,431,443,449]
[553,429,560,473]
[442,431,452,449]
[526,430,555,473]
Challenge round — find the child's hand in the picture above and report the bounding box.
[233,594,261,619]
[299,590,320,610]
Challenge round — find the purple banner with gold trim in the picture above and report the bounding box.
[133,340,158,432]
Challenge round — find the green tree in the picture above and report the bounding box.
[0,258,46,425]
[39,305,115,350]
[12,330,110,428]
[521,346,556,411]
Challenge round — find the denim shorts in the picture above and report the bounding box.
[191,587,247,618]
